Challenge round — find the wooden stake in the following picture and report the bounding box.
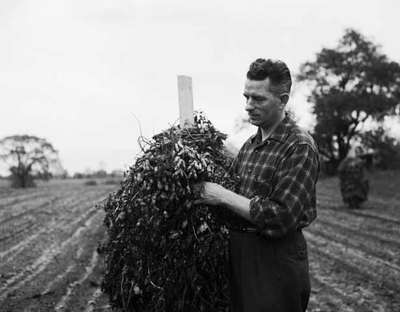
[177,75,194,128]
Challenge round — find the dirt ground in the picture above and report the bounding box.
[0,172,399,312]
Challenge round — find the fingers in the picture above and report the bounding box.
[193,199,203,205]
[192,182,205,197]
[193,182,205,205]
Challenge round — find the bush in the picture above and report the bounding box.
[84,180,98,186]
[103,179,120,185]
[100,113,241,311]
[73,173,84,179]
[360,127,400,170]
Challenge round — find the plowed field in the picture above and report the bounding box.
[0,171,399,312]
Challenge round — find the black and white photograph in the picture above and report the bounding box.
[0,0,399,311]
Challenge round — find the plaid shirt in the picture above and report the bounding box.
[229,113,320,238]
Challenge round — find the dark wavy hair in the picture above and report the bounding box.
[246,58,292,96]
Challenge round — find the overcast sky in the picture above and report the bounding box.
[1,0,399,175]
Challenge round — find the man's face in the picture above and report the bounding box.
[243,78,284,128]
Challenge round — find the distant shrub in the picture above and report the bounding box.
[103,179,120,185]
[360,127,400,170]
[74,173,84,179]
[84,180,98,186]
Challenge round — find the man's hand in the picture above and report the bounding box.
[193,181,253,223]
[193,182,227,206]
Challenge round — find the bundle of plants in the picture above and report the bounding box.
[100,112,244,312]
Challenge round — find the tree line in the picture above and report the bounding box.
[1,28,400,187]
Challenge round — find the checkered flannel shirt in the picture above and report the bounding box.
[229,113,320,238]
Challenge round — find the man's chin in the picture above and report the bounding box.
[248,118,261,126]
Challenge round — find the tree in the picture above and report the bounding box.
[0,135,61,188]
[360,127,400,170]
[297,28,400,173]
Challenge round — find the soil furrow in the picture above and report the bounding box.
[84,287,104,312]
[0,199,103,268]
[313,217,400,250]
[306,236,400,311]
[317,192,400,225]
[0,189,106,265]
[0,218,107,311]
[346,209,400,225]
[0,186,89,220]
[54,249,99,311]
[18,222,107,311]
[0,189,110,257]
[0,211,102,300]
[0,184,65,209]
[307,250,389,312]
[316,207,400,238]
[305,232,400,290]
[308,275,356,312]
[0,195,66,226]
[0,217,35,243]
[308,221,400,265]
[0,193,55,217]
[0,188,52,205]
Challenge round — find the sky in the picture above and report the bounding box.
[1,0,399,175]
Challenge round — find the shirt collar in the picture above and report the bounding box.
[250,113,293,145]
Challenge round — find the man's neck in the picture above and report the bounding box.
[260,112,285,142]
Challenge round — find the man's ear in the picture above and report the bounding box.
[280,93,289,105]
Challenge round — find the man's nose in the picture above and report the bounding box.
[245,99,254,111]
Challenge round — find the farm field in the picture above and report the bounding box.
[0,171,399,312]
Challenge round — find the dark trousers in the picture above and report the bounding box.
[229,229,311,312]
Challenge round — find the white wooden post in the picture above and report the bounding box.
[177,75,194,128]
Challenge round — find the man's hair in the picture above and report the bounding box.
[246,58,292,96]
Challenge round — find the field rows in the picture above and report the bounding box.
[306,171,400,312]
[0,180,115,312]
[0,172,399,311]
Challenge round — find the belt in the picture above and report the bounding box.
[228,226,258,233]
[229,227,303,235]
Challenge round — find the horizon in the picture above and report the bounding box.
[1,0,400,175]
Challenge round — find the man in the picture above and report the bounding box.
[194,58,320,312]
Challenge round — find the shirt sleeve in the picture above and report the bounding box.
[249,143,320,238]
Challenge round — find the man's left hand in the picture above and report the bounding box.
[193,182,227,206]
